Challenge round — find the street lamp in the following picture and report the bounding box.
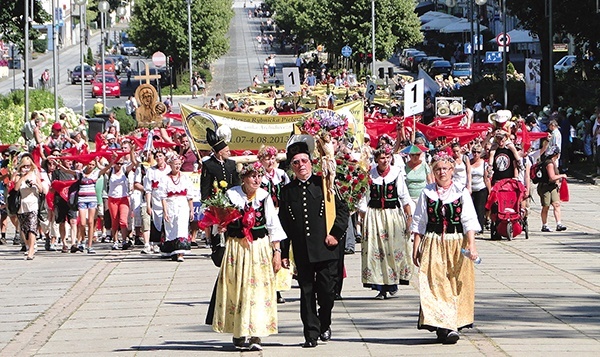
[187,0,193,97]
[74,0,87,117]
[475,0,488,82]
[117,6,126,22]
[98,0,110,114]
[371,0,376,77]
[24,0,30,122]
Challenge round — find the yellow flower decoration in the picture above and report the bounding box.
[219,180,228,189]
[213,181,219,188]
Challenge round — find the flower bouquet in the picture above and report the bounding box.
[198,180,242,230]
[312,152,369,212]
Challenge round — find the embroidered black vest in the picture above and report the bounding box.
[227,198,268,239]
[425,196,464,234]
[368,179,400,209]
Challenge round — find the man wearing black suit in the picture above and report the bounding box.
[279,137,349,348]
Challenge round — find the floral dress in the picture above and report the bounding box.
[410,183,481,332]
[212,186,286,338]
[359,165,413,293]
[157,173,192,256]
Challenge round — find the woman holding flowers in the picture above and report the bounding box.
[212,162,286,351]
[359,144,413,300]
[159,155,193,262]
[410,152,480,344]
[258,145,291,304]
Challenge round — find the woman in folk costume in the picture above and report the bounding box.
[257,145,291,304]
[144,148,171,247]
[359,144,413,300]
[158,155,193,262]
[410,151,481,344]
[212,161,286,351]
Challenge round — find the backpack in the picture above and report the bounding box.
[530,161,547,184]
[7,189,21,215]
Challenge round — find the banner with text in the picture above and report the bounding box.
[180,101,364,151]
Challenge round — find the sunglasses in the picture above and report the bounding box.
[291,158,309,167]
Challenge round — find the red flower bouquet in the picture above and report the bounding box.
[198,180,242,230]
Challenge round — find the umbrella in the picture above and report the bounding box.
[420,11,457,24]
[488,29,539,44]
[439,19,488,34]
[401,145,427,155]
[420,16,460,31]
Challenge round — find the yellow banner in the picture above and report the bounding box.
[180,101,364,151]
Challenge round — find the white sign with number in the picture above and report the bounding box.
[282,67,301,92]
[404,79,424,117]
[365,80,376,102]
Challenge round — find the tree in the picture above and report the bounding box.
[128,0,233,71]
[265,0,422,61]
[0,0,50,53]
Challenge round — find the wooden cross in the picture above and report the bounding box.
[133,63,161,84]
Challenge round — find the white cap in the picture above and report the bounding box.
[106,133,115,140]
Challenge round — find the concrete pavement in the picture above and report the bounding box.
[0,178,599,356]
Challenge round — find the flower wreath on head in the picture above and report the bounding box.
[377,133,395,147]
[432,150,455,165]
[239,161,266,178]
[374,144,393,158]
[257,145,278,159]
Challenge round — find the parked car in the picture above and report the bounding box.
[94,58,115,74]
[428,60,453,78]
[106,55,130,75]
[121,42,139,56]
[419,56,444,73]
[451,62,472,78]
[405,51,426,71]
[70,64,95,84]
[91,73,121,98]
[554,55,576,73]
[401,49,423,69]
[411,53,429,72]
[398,48,416,66]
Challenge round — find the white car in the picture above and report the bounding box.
[554,55,576,73]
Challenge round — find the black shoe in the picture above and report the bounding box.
[541,226,552,232]
[122,241,132,250]
[44,238,51,251]
[277,296,286,304]
[190,241,199,247]
[334,293,343,301]
[134,237,145,246]
[0,236,7,245]
[319,327,331,342]
[436,328,449,342]
[20,245,27,252]
[70,245,79,253]
[302,339,318,348]
[375,292,386,300]
[13,236,21,245]
[556,224,567,231]
[443,330,460,344]
[344,249,355,255]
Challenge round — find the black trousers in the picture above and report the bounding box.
[295,258,339,341]
[471,188,489,231]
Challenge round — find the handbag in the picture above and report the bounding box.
[38,193,48,221]
[7,189,21,215]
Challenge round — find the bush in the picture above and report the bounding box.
[0,89,63,112]
[167,68,212,95]
[33,38,47,53]
[112,107,136,134]
[86,47,94,66]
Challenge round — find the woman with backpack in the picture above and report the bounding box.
[536,147,568,232]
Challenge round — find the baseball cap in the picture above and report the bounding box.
[52,122,62,131]
[106,133,115,140]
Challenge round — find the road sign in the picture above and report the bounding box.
[152,51,166,67]
[404,79,424,118]
[498,46,509,53]
[365,80,376,102]
[496,32,511,46]
[341,45,352,58]
[473,34,483,51]
[464,42,472,55]
[282,67,301,92]
[485,51,502,63]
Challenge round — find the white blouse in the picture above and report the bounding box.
[226,186,287,242]
[358,165,412,212]
[410,183,481,235]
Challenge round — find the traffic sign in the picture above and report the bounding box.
[464,42,472,55]
[485,51,502,63]
[496,32,511,46]
[404,79,424,118]
[341,45,352,58]
[152,51,167,67]
[282,67,301,92]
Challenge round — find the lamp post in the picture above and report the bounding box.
[371,0,376,77]
[502,0,507,109]
[187,0,193,96]
[475,0,488,82]
[75,0,87,116]
[98,1,109,114]
[24,0,30,122]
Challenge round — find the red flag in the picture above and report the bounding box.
[51,180,77,202]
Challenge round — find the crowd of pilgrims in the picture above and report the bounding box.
[2,105,562,350]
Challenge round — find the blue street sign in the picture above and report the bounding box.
[341,45,352,58]
[464,43,472,55]
[485,51,502,63]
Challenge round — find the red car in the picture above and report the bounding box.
[91,73,121,98]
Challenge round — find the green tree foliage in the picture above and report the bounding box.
[86,47,95,66]
[0,0,50,53]
[128,0,233,70]
[265,0,422,60]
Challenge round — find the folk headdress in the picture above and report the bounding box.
[206,125,232,153]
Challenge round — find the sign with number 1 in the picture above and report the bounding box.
[282,67,301,92]
[403,79,424,118]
